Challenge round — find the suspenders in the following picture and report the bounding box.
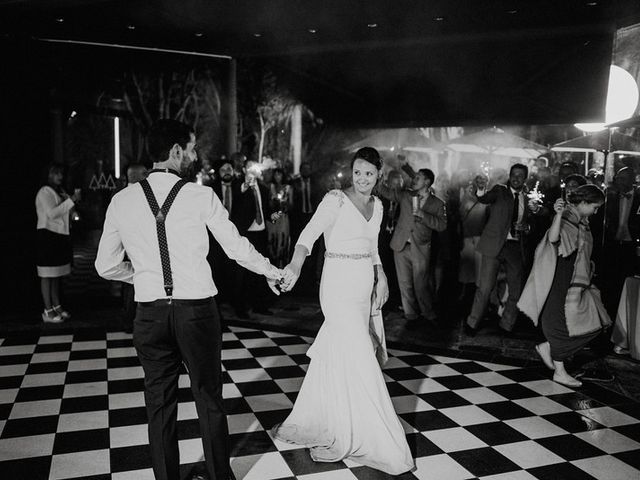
[139,178,189,301]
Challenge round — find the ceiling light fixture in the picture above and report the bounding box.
[367,23,378,28]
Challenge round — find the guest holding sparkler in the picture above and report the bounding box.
[465,164,538,336]
[518,185,611,387]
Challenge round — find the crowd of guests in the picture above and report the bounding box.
[206,156,323,319]
[36,150,639,386]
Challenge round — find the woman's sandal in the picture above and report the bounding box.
[42,308,63,324]
[52,305,71,320]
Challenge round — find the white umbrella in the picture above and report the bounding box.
[445,127,548,159]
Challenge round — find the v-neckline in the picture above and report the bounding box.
[343,192,375,222]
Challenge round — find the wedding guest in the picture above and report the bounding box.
[231,159,278,317]
[519,185,611,387]
[377,165,447,329]
[592,166,640,314]
[458,176,488,299]
[35,163,80,323]
[465,164,534,335]
[378,170,403,309]
[209,160,241,306]
[267,167,293,268]
[290,161,321,290]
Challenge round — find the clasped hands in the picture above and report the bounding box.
[266,264,300,295]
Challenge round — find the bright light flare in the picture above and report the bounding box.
[575,65,639,132]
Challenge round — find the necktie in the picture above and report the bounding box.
[223,185,231,212]
[253,187,263,225]
[511,191,519,237]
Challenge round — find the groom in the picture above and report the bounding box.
[95,119,288,480]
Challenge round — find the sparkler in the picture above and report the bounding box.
[527,180,545,204]
[480,160,491,179]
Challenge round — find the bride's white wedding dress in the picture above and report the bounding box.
[273,189,414,475]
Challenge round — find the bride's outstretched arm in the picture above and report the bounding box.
[281,244,309,292]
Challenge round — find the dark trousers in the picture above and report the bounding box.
[121,282,136,332]
[133,298,229,480]
[467,241,524,331]
[233,230,272,312]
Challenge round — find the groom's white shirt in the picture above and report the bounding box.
[95,172,279,302]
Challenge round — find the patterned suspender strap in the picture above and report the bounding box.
[139,178,189,300]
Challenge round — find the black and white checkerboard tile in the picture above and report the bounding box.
[1,325,639,480]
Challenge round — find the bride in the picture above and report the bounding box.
[274,147,414,475]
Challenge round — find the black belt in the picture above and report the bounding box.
[139,297,213,307]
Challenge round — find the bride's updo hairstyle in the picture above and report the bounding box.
[352,147,382,170]
[566,184,605,205]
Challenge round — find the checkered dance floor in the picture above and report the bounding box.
[1,325,639,479]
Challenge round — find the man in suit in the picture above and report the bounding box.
[378,168,447,329]
[208,160,241,307]
[593,166,640,313]
[290,161,321,291]
[231,159,277,317]
[465,163,534,335]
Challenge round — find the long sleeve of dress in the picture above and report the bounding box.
[296,190,342,255]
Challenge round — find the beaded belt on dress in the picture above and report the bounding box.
[324,251,372,260]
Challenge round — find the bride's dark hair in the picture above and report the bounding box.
[351,147,382,170]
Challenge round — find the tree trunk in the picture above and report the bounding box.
[290,104,302,174]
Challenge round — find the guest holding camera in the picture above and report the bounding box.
[35,163,80,323]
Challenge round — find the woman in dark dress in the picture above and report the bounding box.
[519,185,609,387]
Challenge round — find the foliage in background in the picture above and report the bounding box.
[96,66,224,169]
[237,61,319,168]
